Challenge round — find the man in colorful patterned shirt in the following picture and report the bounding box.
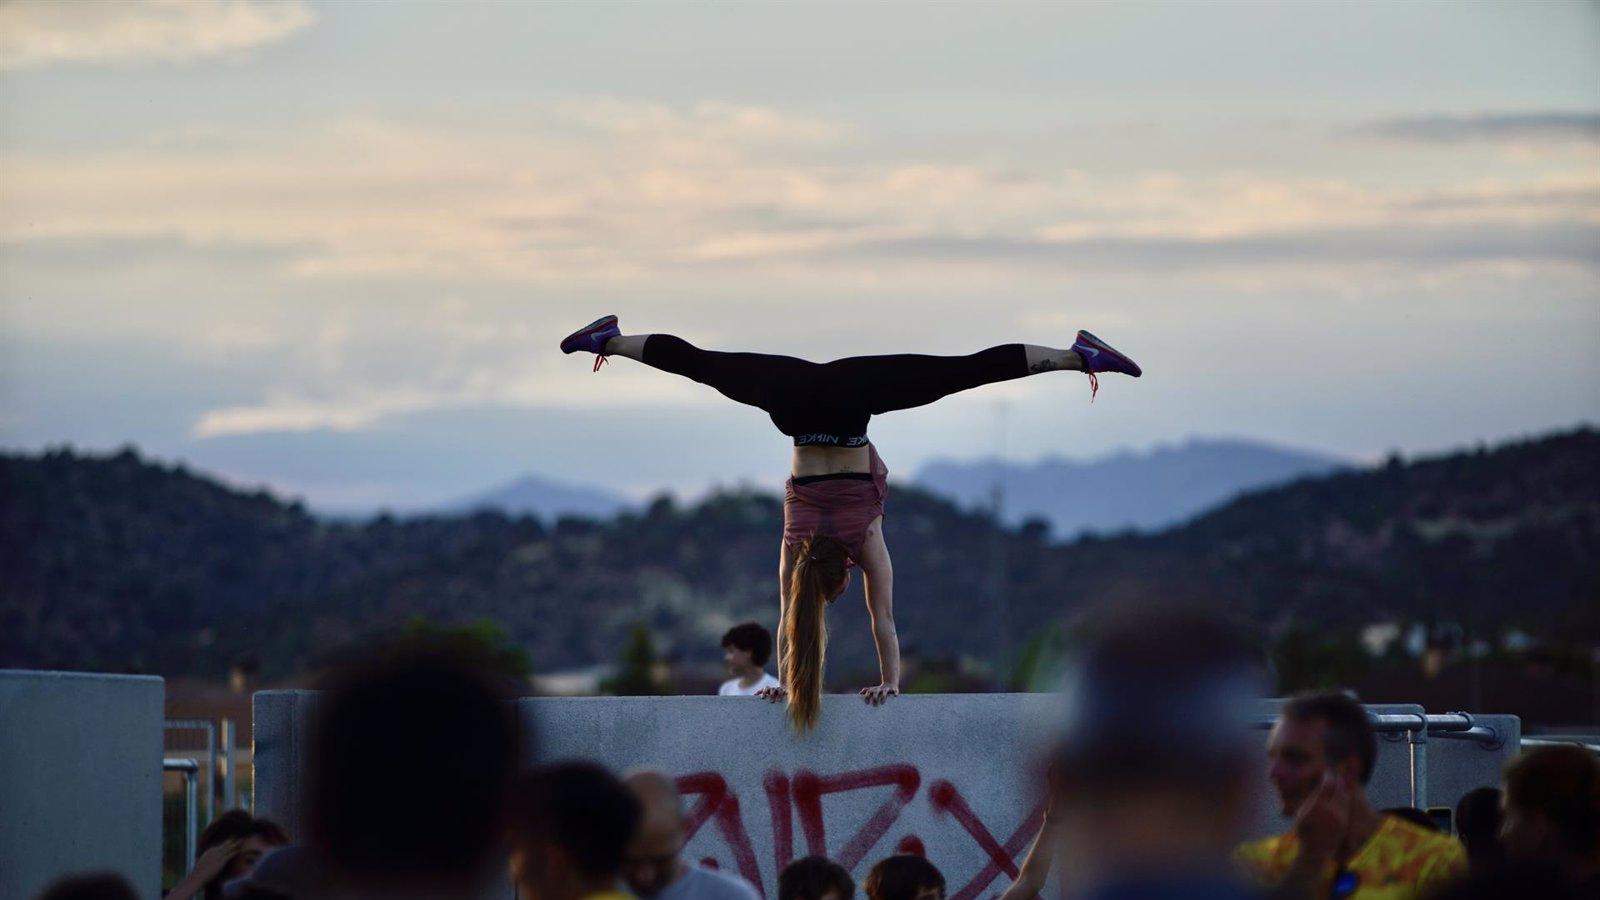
[1234,692,1466,899]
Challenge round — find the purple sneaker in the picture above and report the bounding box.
[559,315,621,371]
[1070,330,1142,400]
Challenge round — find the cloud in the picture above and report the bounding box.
[6,110,1597,287]
[172,288,734,439]
[1358,112,1600,144]
[192,385,497,438]
[189,375,725,439]
[0,0,315,71]
[566,99,843,148]
[819,221,1600,271]
[1388,182,1600,214]
[6,103,1598,438]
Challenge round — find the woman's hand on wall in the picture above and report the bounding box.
[860,682,899,706]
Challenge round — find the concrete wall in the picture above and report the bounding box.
[255,692,1520,899]
[1,670,164,900]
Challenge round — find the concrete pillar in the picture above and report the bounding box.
[1,670,164,900]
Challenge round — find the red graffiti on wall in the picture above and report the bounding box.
[675,765,1039,900]
[763,770,795,867]
[895,834,927,856]
[929,780,1046,900]
[793,764,922,869]
[676,772,765,890]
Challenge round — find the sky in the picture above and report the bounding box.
[2,0,1597,512]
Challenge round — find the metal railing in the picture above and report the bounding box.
[163,720,216,825]
[220,718,237,810]
[165,758,200,872]
[1418,712,1504,749]
[1521,736,1600,755]
[1254,710,1506,810]
[164,717,240,822]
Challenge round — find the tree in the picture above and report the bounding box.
[1008,622,1065,692]
[603,622,670,695]
[396,616,533,684]
[1271,622,1369,694]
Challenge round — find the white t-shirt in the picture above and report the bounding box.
[658,864,762,900]
[718,672,780,696]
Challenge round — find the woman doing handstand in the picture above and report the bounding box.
[559,316,1142,730]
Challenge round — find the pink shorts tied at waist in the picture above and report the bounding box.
[782,444,890,567]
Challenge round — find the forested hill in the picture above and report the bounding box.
[2,429,1596,682]
[1067,431,1600,636]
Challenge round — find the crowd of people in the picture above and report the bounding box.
[35,607,1600,900]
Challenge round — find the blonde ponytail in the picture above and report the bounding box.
[782,534,850,732]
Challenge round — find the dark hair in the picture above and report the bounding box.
[1054,602,1266,792]
[33,873,139,900]
[193,810,291,899]
[308,647,520,882]
[1423,864,1585,900]
[508,761,641,878]
[1282,691,1377,785]
[722,621,774,667]
[1503,745,1600,857]
[864,854,944,900]
[779,856,855,900]
[1384,806,1442,831]
[228,889,294,900]
[198,810,291,853]
[1455,786,1504,867]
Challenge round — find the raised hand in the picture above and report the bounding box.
[1293,770,1352,864]
[859,682,899,707]
[192,837,243,881]
[165,837,243,900]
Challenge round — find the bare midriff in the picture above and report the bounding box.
[791,443,873,477]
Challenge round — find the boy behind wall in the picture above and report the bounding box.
[719,622,780,696]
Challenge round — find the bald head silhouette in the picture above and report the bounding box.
[623,770,687,898]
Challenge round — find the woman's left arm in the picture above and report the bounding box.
[858,516,900,706]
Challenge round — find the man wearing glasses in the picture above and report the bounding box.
[1235,692,1466,899]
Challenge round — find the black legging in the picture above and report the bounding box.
[642,334,1029,445]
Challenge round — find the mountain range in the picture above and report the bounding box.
[444,473,633,520]
[433,436,1343,532]
[915,437,1348,536]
